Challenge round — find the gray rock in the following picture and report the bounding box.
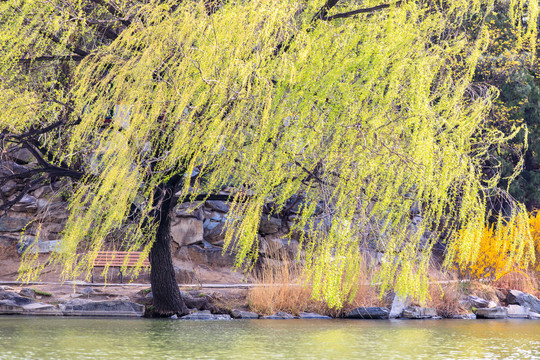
[78,287,95,295]
[175,202,204,219]
[528,312,540,319]
[506,305,530,318]
[0,289,35,305]
[345,307,389,319]
[298,312,332,319]
[1,181,19,197]
[389,295,410,319]
[0,300,61,315]
[259,237,287,255]
[262,311,296,319]
[11,194,37,212]
[170,314,178,319]
[19,288,35,299]
[0,161,27,175]
[11,148,35,164]
[0,216,31,232]
[213,314,233,320]
[476,307,508,319]
[203,221,224,243]
[171,217,203,246]
[259,216,281,235]
[464,295,490,309]
[181,310,231,320]
[174,266,195,284]
[205,200,230,213]
[450,313,476,319]
[59,299,145,317]
[0,290,59,315]
[230,309,259,319]
[506,290,540,313]
[208,212,223,221]
[401,306,438,319]
[176,245,236,268]
[17,237,61,254]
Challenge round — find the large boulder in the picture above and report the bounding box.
[0,301,61,315]
[298,312,332,319]
[259,237,286,255]
[205,200,230,213]
[389,295,410,319]
[171,217,203,247]
[345,307,389,319]
[476,307,508,319]
[259,216,282,235]
[0,289,35,305]
[0,236,17,258]
[0,216,32,232]
[59,299,145,317]
[175,202,204,219]
[230,309,259,319]
[506,290,540,313]
[176,245,236,268]
[17,237,61,254]
[10,194,37,212]
[174,266,195,284]
[506,305,530,319]
[401,306,438,319]
[0,290,60,315]
[462,295,491,309]
[261,311,296,319]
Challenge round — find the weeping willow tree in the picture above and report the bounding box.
[1,0,538,314]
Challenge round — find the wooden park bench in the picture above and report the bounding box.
[90,251,150,283]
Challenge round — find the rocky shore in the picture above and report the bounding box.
[1,284,539,321]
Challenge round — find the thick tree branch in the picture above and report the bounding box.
[322,1,402,21]
[38,29,89,57]
[311,0,341,22]
[88,0,132,28]
[18,55,85,64]
[0,176,44,212]
[275,0,341,55]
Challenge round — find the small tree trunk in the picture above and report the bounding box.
[149,181,189,316]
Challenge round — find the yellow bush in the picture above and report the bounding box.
[458,212,539,279]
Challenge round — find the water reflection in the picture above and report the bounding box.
[0,317,538,359]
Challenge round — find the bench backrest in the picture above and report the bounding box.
[92,251,150,267]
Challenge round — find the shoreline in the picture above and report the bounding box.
[2,283,540,321]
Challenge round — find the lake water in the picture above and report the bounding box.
[0,317,539,359]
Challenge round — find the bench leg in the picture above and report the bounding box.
[120,270,123,284]
[91,271,94,283]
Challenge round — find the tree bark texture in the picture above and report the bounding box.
[149,180,189,316]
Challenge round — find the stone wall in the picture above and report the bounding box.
[0,158,299,275]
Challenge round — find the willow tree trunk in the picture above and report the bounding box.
[149,180,189,316]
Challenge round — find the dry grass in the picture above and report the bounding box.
[248,249,380,317]
[494,270,539,297]
[425,268,466,317]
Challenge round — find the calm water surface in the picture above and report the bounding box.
[0,317,539,359]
